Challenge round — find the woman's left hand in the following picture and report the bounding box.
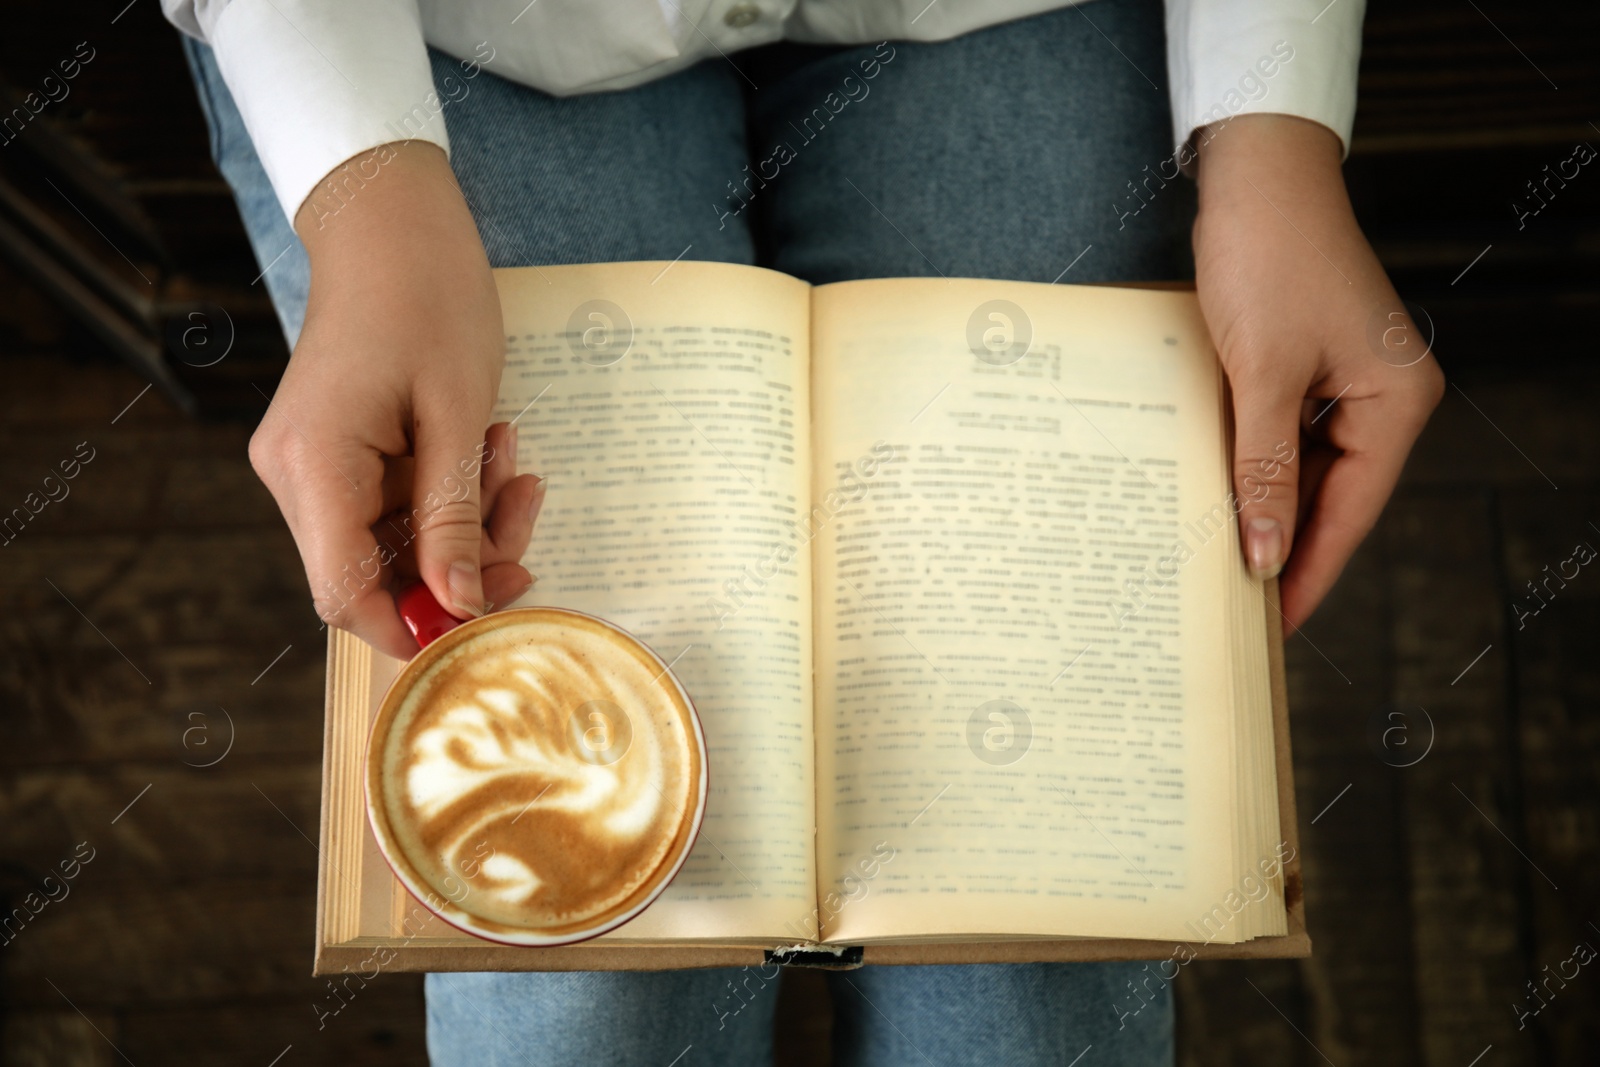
[1191,113,1444,631]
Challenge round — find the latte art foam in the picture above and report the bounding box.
[376,612,698,936]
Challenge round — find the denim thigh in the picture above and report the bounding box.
[425,968,777,1066]
[742,0,1193,284]
[830,961,1173,1067]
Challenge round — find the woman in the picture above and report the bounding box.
[166,1,1441,1062]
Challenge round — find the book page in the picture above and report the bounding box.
[810,278,1258,944]
[490,261,816,942]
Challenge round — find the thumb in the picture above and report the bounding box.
[1230,378,1302,581]
[412,405,489,620]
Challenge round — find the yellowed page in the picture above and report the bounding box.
[809,278,1269,944]
[491,261,815,942]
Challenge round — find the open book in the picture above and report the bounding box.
[315,261,1305,974]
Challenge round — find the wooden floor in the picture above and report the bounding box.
[3,0,1599,1063]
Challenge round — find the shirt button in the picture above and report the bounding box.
[723,3,761,28]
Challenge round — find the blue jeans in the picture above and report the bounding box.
[186,3,1184,1062]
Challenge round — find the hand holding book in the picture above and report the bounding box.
[1192,114,1445,629]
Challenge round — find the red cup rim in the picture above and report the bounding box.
[363,605,710,947]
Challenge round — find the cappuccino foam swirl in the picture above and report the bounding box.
[379,614,695,934]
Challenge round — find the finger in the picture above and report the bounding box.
[1229,375,1304,581]
[411,399,492,620]
[377,428,521,582]
[1278,394,1421,629]
[480,421,518,519]
[366,522,530,624]
[484,560,534,610]
[252,431,418,659]
[338,591,421,661]
[485,473,543,565]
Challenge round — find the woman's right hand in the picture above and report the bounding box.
[248,142,542,660]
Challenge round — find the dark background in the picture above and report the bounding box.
[2,1,1598,1064]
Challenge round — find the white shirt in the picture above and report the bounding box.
[164,0,1366,225]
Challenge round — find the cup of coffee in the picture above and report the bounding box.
[365,588,707,946]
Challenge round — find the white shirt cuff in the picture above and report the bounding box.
[1166,0,1366,159]
[209,0,447,225]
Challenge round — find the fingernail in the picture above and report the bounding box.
[528,477,546,526]
[446,561,483,617]
[1246,517,1284,580]
[506,423,518,462]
